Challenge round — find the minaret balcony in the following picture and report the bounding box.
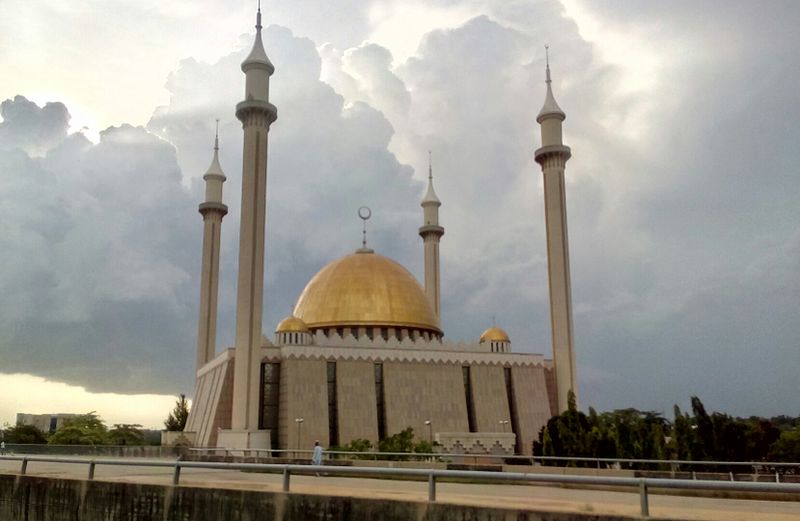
[534,144,571,166]
[418,224,445,238]
[235,100,278,125]
[198,202,229,217]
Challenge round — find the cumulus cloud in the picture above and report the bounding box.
[148,25,427,356]
[0,97,199,394]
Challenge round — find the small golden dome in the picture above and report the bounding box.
[294,251,441,334]
[275,316,309,333]
[479,326,510,343]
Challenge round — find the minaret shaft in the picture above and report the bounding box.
[540,159,577,413]
[231,124,270,430]
[423,236,441,316]
[196,214,223,370]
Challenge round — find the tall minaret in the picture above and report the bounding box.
[533,47,577,413]
[196,123,228,373]
[230,4,278,434]
[419,152,444,320]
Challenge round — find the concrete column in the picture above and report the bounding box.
[420,228,443,317]
[536,151,576,413]
[229,11,278,432]
[534,56,577,413]
[196,205,227,371]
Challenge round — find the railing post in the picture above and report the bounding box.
[639,479,649,518]
[282,466,290,492]
[172,463,181,486]
[20,458,28,475]
[88,461,96,480]
[428,472,436,502]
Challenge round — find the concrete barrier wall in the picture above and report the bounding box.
[0,474,667,521]
[3,444,184,458]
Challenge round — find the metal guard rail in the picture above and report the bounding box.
[2,455,799,518]
[186,447,800,469]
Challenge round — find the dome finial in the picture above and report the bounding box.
[357,206,374,253]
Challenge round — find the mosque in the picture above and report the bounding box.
[183,9,577,457]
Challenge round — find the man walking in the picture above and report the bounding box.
[312,440,324,466]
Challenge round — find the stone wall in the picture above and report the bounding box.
[510,365,552,455]
[470,364,511,432]
[279,358,329,450]
[383,362,468,438]
[336,360,379,446]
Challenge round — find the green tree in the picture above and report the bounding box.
[691,396,714,460]
[413,440,433,454]
[768,427,800,462]
[3,423,48,444]
[378,427,415,453]
[108,424,145,446]
[744,418,780,461]
[671,405,696,460]
[164,394,190,431]
[48,413,108,445]
[538,390,593,465]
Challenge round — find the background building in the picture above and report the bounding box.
[15,413,79,434]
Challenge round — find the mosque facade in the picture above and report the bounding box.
[183,9,576,457]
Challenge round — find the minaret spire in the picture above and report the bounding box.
[419,151,444,322]
[534,48,577,414]
[538,44,565,122]
[545,44,551,82]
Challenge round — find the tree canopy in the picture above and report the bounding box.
[2,423,48,444]
[535,395,794,467]
[107,424,145,446]
[164,394,190,431]
[48,412,108,445]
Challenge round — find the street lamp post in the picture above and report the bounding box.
[294,418,304,458]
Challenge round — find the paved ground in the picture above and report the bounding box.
[1,458,799,520]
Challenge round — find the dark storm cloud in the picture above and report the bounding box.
[0,99,200,392]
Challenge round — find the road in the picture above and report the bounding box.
[1,458,798,520]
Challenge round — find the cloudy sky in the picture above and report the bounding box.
[0,0,798,429]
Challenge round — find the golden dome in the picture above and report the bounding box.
[479,326,510,343]
[294,250,441,334]
[275,315,309,333]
